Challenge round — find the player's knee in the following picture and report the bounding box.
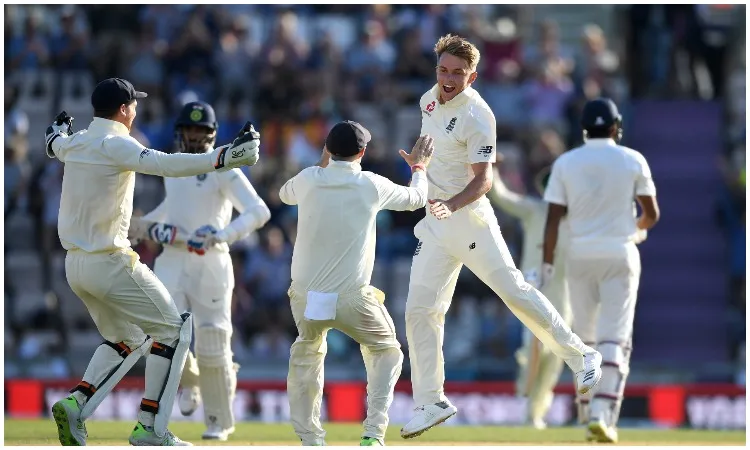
[289,335,327,363]
[486,267,538,302]
[405,289,444,319]
[150,340,179,361]
[103,339,140,357]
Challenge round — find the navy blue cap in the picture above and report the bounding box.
[325,121,371,157]
[91,78,147,112]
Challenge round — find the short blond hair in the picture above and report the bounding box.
[434,34,481,71]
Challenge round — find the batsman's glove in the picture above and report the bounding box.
[537,263,555,291]
[210,121,260,172]
[187,224,228,255]
[45,111,74,158]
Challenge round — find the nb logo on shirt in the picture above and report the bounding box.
[477,146,493,157]
[139,149,151,160]
[414,241,422,257]
[446,117,457,133]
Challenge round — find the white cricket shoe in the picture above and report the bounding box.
[576,351,602,395]
[201,424,235,441]
[400,401,457,439]
[587,417,618,443]
[178,386,201,416]
[530,417,547,430]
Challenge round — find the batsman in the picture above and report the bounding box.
[131,101,271,441]
[488,162,571,429]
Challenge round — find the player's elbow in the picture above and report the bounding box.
[410,188,428,211]
[257,203,272,227]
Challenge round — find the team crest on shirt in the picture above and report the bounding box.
[423,100,436,116]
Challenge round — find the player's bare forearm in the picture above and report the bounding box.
[543,203,567,264]
[635,195,660,230]
[445,163,493,212]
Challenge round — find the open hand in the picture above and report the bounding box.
[428,199,455,220]
[399,135,434,167]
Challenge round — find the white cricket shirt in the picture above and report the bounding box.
[543,138,657,259]
[279,160,427,293]
[419,84,497,207]
[143,165,271,253]
[50,118,216,253]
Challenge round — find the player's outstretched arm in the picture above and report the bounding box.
[103,123,260,177]
[371,135,434,212]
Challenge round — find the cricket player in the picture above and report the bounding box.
[488,163,571,430]
[44,78,260,446]
[280,121,434,446]
[401,34,602,439]
[543,98,660,443]
[131,101,271,441]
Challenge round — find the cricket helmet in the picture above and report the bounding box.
[174,101,218,153]
[581,97,622,142]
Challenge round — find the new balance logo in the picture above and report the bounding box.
[582,371,596,383]
[139,149,151,160]
[445,117,457,133]
[469,242,476,250]
[477,146,493,157]
[414,241,422,256]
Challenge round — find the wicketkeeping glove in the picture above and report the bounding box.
[210,121,260,172]
[45,111,74,158]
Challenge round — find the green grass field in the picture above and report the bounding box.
[3,420,746,446]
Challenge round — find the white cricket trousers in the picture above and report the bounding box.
[515,267,572,422]
[287,283,403,444]
[406,203,591,407]
[65,248,184,347]
[566,243,641,426]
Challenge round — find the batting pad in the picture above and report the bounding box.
[196,326,236,429]
[154,313,193,437]
[180,350,200,388]
[80,337,153,420]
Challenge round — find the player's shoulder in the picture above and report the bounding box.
[217,167,249,182]
[102,133,142,150]
[616,144,649,164]
[419,85,439,110]
[464,89,496,125]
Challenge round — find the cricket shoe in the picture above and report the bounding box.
[400,401,457,439]
[587,417,618,443]
[575,351,602,395]
[178,386,201,416]
[202,424,235,441]
[529,417,547,430]
[51,396,87,446]
[128,422,192,446]
[360,436,384,446]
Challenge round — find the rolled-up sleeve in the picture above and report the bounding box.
[365,171,428,212]
[102,135,214,177]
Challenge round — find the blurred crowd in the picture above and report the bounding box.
[4,5,745,381]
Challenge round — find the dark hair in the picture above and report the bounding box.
[585,125,616,139]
